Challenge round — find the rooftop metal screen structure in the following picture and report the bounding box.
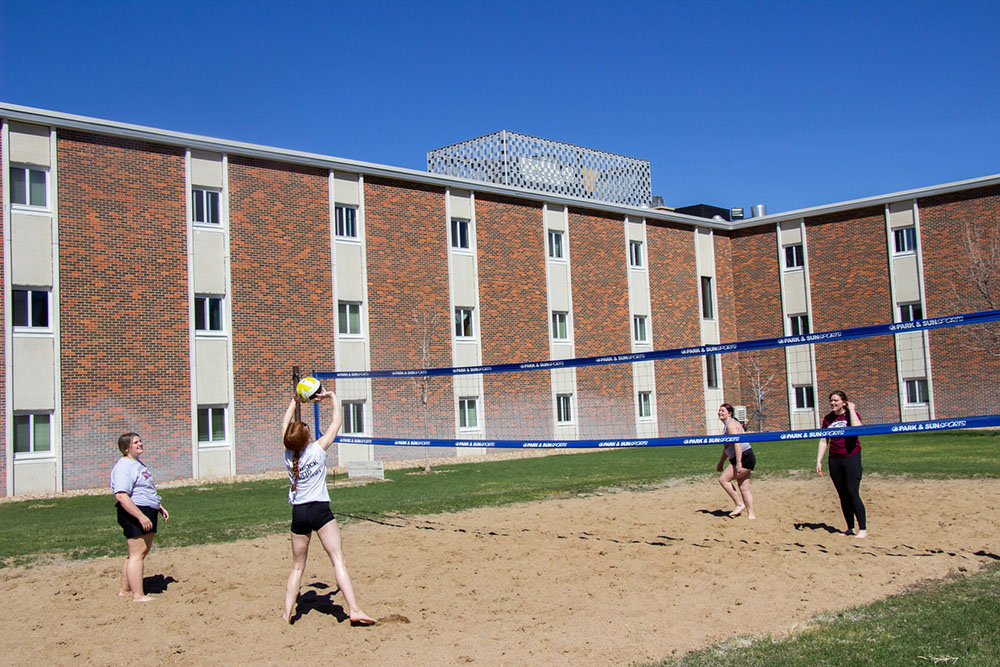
[427,130,651,207]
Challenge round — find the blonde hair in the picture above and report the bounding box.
[283,421,311,491]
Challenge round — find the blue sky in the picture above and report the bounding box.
[2,0,997,213]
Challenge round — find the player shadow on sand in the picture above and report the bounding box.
[696,509,737,518]
[793,521,845,534]
[287,582,351,625]
[143,574,177,595]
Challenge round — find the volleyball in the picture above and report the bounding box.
[296,376,324,402]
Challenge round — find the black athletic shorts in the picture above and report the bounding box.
[116,502,159,539]
[290,501,336,535]
[729,449,756,471]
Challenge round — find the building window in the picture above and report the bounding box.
[451,218,470,249]
[706,354,719,389]
[633,315,647,343]
[338,301,361,335]
[629,240,643,267]
[192,187,221,224]
[551,311,568,340]
[905,378,929,404]
[335,205,357,238]
[12,288,50,329]
[458,397,478,429]
[788,314,810,336]
[899,302,923,322]
[893,226,917,254]
[638,391,652,418]
[548,230,564,259]
[197,406,226,444]
[454,307,474,338]
[13,413,51,455]
[9,165,47,208]
[700,276,714,319]
[343,401,365,434]
[556,394,573,424]
[784,244,804,269]
[794,385,815,409]
[195,296,224,332]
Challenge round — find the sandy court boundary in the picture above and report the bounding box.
[2,476,999,665]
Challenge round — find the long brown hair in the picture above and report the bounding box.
[283,421,311,491]
[118,432,139,456]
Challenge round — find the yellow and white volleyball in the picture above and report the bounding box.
[296,376,324,402]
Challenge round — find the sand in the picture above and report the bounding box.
[2,475,999,665]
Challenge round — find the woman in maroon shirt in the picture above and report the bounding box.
[816,390,867,538]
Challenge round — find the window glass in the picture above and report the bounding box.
[638,392,652,418]
[454,308,473,337]
[784,244,804,269]
[794,385,815,409]
[556,394,572,423]
[10,167,27,204]
[13,415,31,453]
[701,276,714,319]
[336,205,357,237]
[343,402,364,434]
[12,289,49,329]
[899,303,923,322]
[211,408,226,441]
[338,302,361,335]
[552,312,568,340]
[12,289,28,327]
[13,414,50,454]
[789,314,809,336]
[633,315,647,342]
[548,230,563,259]
[195,296,224,332]
[459,398,478,428]
[29,170,46,206]
[451,219,470,249]
[706,354,719,388]
[208,298,223,331]
[894,227,917,254]
[629,240,643,267]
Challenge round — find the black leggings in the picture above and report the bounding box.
[828,453,866,531]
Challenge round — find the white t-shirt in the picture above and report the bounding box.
[110,457,162,508]
[284,442,330,505]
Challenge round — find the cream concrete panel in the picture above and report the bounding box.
[790,411,817,430]
[627,219,643,241]
[549,264,570,310]
[896,333,927,377]
[634,361,655,391]
[700,321,718,344]
[454,374,481,397]
[193,229,226,294]
[335,378,368,400]
[778,221,802,245]
[545,205,566,230]
[454,342,479,367]
[551,344,574,361]
[784,270,808,314]
[198,448,232,477]
[449,190,472,220]
[893,256,920,302]
[888,201,915,229]
[704,390,725,433]
[11,213,53,287]
[902,405,930,421]
[338,340,367,372]
[629,271,649,314]
[786,346,813,385]
[339,443,373,464]
[334,172,360,206]
[335,244,364,301]
[451,254,477,306]
[12,337,55,409]
[190,151,224,188]
[9,123,50,166]
[13,460,57,494]
[636,421,657,437]
[696,229,714,276]
[195,338,230,404]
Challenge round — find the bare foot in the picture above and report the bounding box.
[349,613,377,626]
[855,529,868,539]
[282,613,291,624]
[728,505,744,518]
[748,513,756,520]
[118,591,131,597]
[132,596,154,603]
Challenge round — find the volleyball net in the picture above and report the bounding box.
[303,310,1000,451]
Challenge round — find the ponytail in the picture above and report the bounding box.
[283,421,311,492]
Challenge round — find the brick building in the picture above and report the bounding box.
[2,103,998,495]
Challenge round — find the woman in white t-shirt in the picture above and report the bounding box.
[281,390,375,626]
[110,432,169,602]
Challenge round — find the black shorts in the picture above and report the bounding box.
[290,501,336,535]
[729,449,756,471]
[117,502,158,539]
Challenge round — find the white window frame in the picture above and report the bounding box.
[454,307,474,338]
[793,385,815,410]
[11,288,51,331]
[551,311,568,341]
[12,412,53,458]
[451,218,471,250]
[787,314,810,336]
[191,187,221,225]
[637,391,652,419]
[547,229,564,259]
[700,276,714,320]
[196,405,227,446]
[783,244,805,270]
[905,378,930,405]
[9,164,48,209]
[458,397,479,430]
[194,295,225,333]
[335,204,358,238]
[898,302,923,322]
[633,315,647,343]
[629,240,643,268]
[338,301,362,336]
[342,401,365,434]
[556,393,573,424]
[893,226,917,255]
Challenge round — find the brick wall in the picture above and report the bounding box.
[57,131,190,489]
[228,156,335,473]
[919,185,1000,417]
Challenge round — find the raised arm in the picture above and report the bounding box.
[315,390,343,451]
[281,398,298,440]
[846,402,862,426]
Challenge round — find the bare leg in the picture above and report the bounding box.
[736,471,756,519]
[316,520,375,625]
[284,532,311,623]
[718,466,744,515]
[122,534,154,602]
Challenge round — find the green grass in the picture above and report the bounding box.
[2,429,998,567]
